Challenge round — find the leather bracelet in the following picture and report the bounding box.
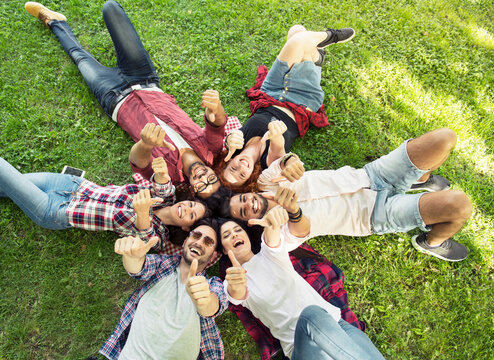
[288,208,302,222]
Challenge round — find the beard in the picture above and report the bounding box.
[258,195,269,218]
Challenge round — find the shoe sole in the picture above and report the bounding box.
[318,31,356,49]
[411,235,464,262]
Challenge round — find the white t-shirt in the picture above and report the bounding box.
[119,267,201,360]
[225,229,341,358]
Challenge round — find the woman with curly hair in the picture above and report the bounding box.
[214,24,355,191]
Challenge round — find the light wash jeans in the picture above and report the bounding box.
[0,157,83,230]
[292,305,385,360]
[50,0,159,116]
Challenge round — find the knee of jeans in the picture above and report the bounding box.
[300,305,325,321]
[103,1,121,18]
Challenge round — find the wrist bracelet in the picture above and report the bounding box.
[288,208,302,222]
[281,153,294,167]
[224,133,232,150]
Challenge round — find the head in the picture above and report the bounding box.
[213,150,262,192]
[182,218,220,269]
[229,193,270,222]
[218,219,254,263]
[167,199,212,231]
[188,161,221,199]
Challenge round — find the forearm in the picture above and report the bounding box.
[264,227,281,248]
[196,293,220,317]
[135,211,151,231]
[288,215,310,238]
[122,254,146,274]
[266,137,286,166]
[129,141,154,168]
[228,284,247,301]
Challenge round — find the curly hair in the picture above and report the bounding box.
[212,149,262,193]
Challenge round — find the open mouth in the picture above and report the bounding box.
[189,246,202,256]
[233,239,244,248]
[239,159,249,169]
[176,204,183,218]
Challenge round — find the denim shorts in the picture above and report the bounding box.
[364,140,431,234]
[260,58,324,112]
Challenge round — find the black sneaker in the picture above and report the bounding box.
[317,28,355,48]
[410,174,450,192]
[314,49,326,67]
[411,233,468,262]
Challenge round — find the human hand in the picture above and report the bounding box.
[225,250,247,300]
[224,130,244,162]
[133,189,164,215]
[114,235,159,258]
[151,157,170,184]
[273,187,299,214]
[201,90,224,125]
[248,205,288,230]
[272,154,305,183]
[186,259,213,309]
[140,123,176,151]
[265,120,287,141]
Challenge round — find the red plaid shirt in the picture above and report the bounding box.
[220,242,365,359]
[66,173,175,251]
[246,65,330,137]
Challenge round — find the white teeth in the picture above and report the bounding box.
[178,205,182,218]
[190,248,201,256]
[233,239,244,248]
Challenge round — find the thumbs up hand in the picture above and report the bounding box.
[114,236,159,274]
[225,250,247,300]
[186,259,214,313]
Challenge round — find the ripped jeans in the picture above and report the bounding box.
[0,157,83,230]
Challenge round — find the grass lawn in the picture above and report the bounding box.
[0,0,493,359]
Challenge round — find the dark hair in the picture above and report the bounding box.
[212,150,262,193]
[203,185,234,218]
[216,217,262,254]
[193,217,222,252]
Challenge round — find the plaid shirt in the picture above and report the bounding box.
[100,254,228,360]
[220,242,365,360]
[66,173,175,251]
[246,65,330,137]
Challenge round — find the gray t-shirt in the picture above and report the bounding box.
[119,267,201,360]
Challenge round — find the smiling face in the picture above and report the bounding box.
[223,155,254,186]
[220,221,253,262]
[189,162,221,198]
[168,201,206,228]
[182,225,218,267]
[229,193,268,221]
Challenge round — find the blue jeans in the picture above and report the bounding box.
[50,0,158,116]
[364,140,430,235]
[292,306,385,360]
[260,58,324,112]
[0,157,83,230]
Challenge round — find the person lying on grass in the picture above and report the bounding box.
[213,128,472,262]
[220,207,385,359]
[212,24,355,192]
[100,219,228,360]
[25,1,234,201]
[0,156,210,253]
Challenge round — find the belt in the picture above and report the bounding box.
[109,82,159,115]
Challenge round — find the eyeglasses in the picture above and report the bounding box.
[189,229,216,248]
[194,173,219,193]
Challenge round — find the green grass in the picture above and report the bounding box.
[0,0,493,359]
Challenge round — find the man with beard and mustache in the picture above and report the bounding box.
[100,218,228,360]
[223,128,472,262]
[25,1,236,200]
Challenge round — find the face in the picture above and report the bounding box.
[168,201,206,228]
[220,221,252,259]
[189,162,220,197]
[182,225,218,266]
[223,155,254,186]
[229,193,268,221]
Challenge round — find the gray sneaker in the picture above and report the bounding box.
[314,49,326,67]
[411,233,468,262]
[410,174,450,192]
[317,28,355,48]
